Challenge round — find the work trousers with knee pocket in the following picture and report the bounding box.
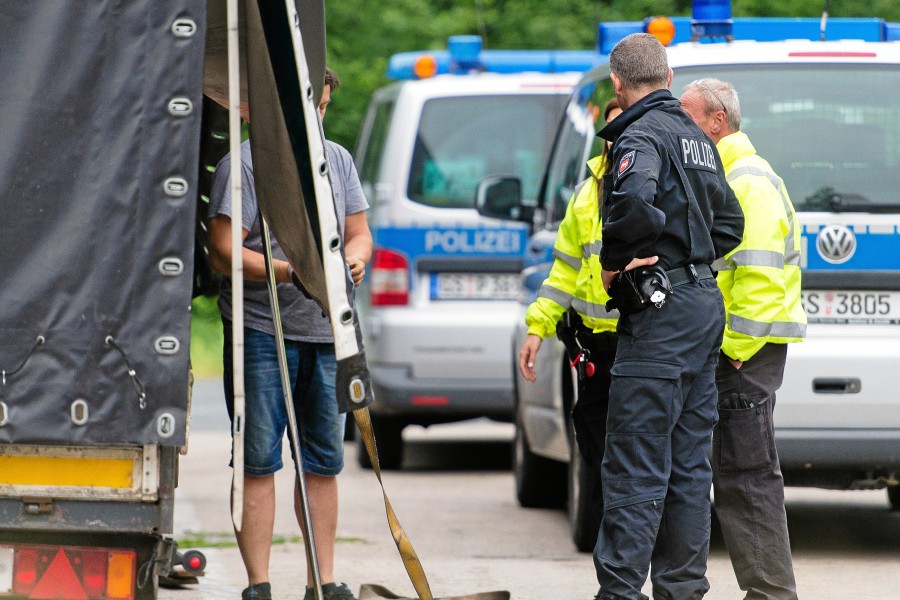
[594,278,724,600]
[714,343,798,600]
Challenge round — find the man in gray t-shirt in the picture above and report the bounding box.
[207,68,371,600]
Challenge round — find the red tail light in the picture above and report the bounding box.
[370,248,409,306]
[9,544,135,600]
[13,548,38,594]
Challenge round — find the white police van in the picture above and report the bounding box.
[504,6,900,550]
[352,36,606,468]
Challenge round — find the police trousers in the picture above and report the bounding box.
[594,278,724,600]
[713,343,798,600]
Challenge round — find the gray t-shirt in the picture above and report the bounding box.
[209,139,369,342]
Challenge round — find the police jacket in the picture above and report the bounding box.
[713,131,807,361]
[526,156,618,338]
[597,90,744,272]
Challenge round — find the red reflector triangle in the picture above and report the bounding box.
[29,548,88,600]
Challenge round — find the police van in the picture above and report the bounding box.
[502,5,900,550]
[352,36,609,468]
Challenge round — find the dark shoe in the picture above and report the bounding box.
[303,582,357,600]
[242,582,272,600]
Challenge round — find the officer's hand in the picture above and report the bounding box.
[601,256,659,291]
[518,335,542,383]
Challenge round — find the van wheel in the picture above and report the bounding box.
[888,485,900,510]
[357,417,404,470]
[513,404,565,508]
[568,425,599,552]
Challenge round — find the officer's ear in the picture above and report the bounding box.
[611,73,623,96]
[666,68,673,89]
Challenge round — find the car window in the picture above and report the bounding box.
[355,96,396,220]
[407,94,568,209]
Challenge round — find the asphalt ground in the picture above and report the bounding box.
[162,379,900,600]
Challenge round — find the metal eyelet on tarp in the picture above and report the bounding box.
[158,258,184,276]
[167,98,193,117]
[171,18,197,38]
[163,176,189,197]
[0,402,8,426]
[70,399,89,426]
[157,413,176,438]
[154,336,180,355]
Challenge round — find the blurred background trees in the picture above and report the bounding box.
[322,0,900,152]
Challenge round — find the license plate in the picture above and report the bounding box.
[431,273,520,300]
[801,290,900,324]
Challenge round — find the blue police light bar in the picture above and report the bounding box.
[887,23,900,41]
[596,18,693,54]
[387,47,606,80]
[692,0,733,39]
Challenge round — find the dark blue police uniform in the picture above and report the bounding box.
[594,89,744,600]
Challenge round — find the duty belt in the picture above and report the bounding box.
[666,263,714,287]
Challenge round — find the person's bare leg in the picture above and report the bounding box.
[294,473,338,587]
[234,474,276,585]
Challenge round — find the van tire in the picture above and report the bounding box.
[357,416,404,470]
[568,425,599,552]
[513,403,565,508]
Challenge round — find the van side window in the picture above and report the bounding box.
[407,95,567,209]
[356,98,396,216]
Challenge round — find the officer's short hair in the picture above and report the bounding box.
[609,34,669,91]
[683,78,742,132]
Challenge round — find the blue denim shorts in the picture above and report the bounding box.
[223,322,345,477]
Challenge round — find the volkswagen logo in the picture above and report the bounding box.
[816,224,856,264]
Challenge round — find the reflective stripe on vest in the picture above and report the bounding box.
[726,165,801,268]
[537,284,573,309]
[552,248,581,270]
[582,240,603,259]
[729,313,807,339]
[572,297,620,320]
[725,249,785,269]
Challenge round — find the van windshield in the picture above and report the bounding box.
[545,64,899,219]
[672,65,900,213]
[407,94,569,209]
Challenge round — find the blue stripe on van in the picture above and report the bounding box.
[375,225,529,258]
[803,227,900,271]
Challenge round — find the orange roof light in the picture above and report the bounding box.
[413,54,438,79]
[645,17,676,46]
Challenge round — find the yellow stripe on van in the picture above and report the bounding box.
[0,456,134,488]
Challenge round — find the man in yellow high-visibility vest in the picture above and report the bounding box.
[681,78,807,600]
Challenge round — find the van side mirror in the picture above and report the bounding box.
[475,175,531,221]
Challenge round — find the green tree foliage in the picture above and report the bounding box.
[323,0,900,152]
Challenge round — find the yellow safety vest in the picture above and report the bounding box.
[713,131,807,361]
[525,156,618,339]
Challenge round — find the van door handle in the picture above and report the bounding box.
[812,378,861,394]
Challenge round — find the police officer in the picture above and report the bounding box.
[681,78,806,600]
[592,34,744,600]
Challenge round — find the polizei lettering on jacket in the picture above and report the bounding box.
[424,229,522,254]
[680,136,718,173]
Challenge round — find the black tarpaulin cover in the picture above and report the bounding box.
[0,2,206,445]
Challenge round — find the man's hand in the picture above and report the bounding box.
[518,334,543,383]
[601,255,660,292]
[346,257,366,287]
[728,357,743,370]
